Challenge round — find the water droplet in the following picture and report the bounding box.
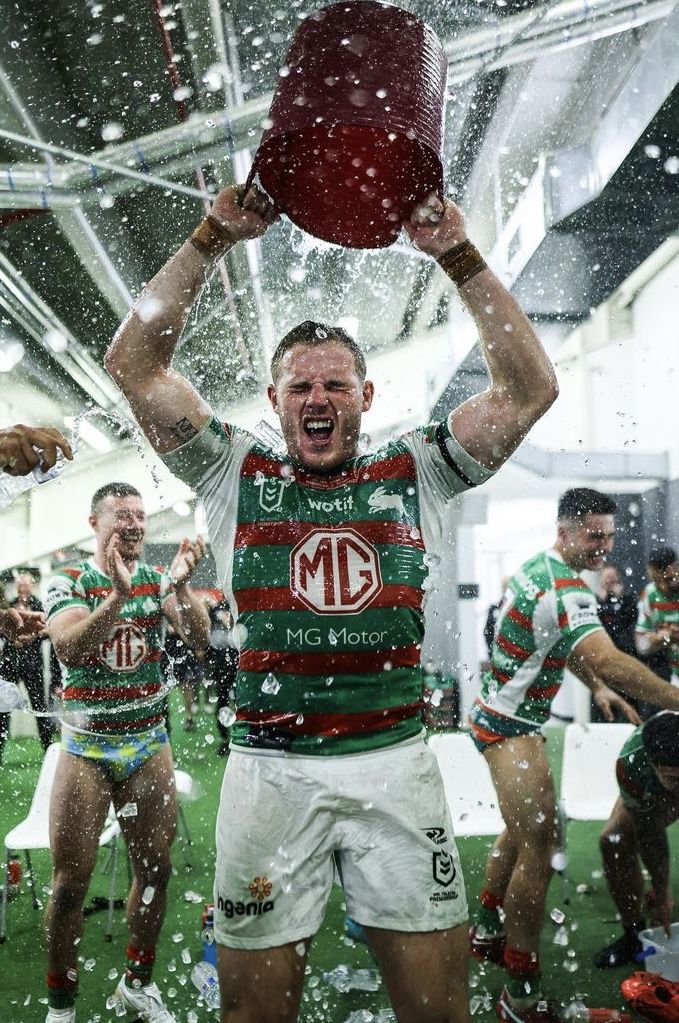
[218,706,236,728]
[141,886,155,905]
[261,672,281,695]
[101,122,123,142]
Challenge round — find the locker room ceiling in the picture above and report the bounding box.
[1,0,678,447]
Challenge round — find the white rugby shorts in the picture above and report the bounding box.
[213,736,468,948]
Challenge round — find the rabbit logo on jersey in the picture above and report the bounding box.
[291,527,383,614]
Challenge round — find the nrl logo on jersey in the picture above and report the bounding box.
[367,486,406,516]
[254,472,291,513]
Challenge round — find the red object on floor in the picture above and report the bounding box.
[621,972,679,1023]
[497,988,631,1023]
[249,0,447,249]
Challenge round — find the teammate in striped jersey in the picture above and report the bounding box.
[469,488,679,1023]
[43,482,209,1023]
[105,182,559,1023]
[595,711,679,970]
[636,546,679,684]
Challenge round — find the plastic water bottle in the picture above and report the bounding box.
[0,680,26,712]
[0,458,66,511]
[191,961,220,1009]
[322,965,381,992]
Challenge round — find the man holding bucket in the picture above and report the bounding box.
[106,179,556,1023]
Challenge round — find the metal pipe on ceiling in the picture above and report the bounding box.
[444,0,674,83]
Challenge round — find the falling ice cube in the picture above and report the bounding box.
[261,673,281,695]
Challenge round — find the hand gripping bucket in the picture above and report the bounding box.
[249,0,448,249]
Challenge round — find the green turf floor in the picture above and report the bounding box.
[1,709,676,1023]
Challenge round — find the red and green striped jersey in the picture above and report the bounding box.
[45,559,173,733]
[615,725,665,814]
[478,549,603,727]
[637,582,679,678]
[163,415,494,755]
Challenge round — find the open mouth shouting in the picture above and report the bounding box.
[303,416,335,447]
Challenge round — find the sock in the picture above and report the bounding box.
[504,946,541,1005]
[125,944,156,988]
[47,966,78,1009]
[477,887,505,934]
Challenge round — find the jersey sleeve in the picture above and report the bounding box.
[160,416,234,494]
[44,569,87,620]
[557,582,604,652]
[404,414,496,502]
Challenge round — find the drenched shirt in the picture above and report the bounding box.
[162,416,493,755]
[46,559,172,733]
[637,582,679,680]
[478,549,603,726]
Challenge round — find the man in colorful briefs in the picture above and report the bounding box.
[636,547,679,687]
[595,711,679,970]
[105,182,559,1023]
[469,488,679,1023]
[43,482,209,1023]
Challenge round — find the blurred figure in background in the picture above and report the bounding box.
[635,546,679,716]
[483,578,508,663]
[592,565,640,722]
[204,597,238,756]
[161,624,204,732]
[0,574,55,764]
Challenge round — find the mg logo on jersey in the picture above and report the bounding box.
[291,528,383,615]
[99,623,147,672]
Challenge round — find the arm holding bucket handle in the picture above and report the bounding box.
[403,195,559,471]
[105,185,277,454]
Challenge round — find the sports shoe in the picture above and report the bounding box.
[45,1010,75,1023]
[594,931,643,969]
[621,972,679,1023]
[470,923,506,965]
[497,987,631,1023]
[113,978,177,1022]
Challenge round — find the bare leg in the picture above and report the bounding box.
[45,751,113,974]
[484,828,519,901]
[116,743,177,950]
[484,736,558,955]
[216,940,309,1023]
[366,924,471,1023]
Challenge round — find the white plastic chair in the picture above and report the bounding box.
[560,722,635,823]
[0,744,123,942]
[429,731,505,837]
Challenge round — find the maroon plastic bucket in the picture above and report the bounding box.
[249,0,447,249]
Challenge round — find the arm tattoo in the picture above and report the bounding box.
[171,417,199,442]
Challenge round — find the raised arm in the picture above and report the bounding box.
[104,185,278,454]
[403,196,558,470]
